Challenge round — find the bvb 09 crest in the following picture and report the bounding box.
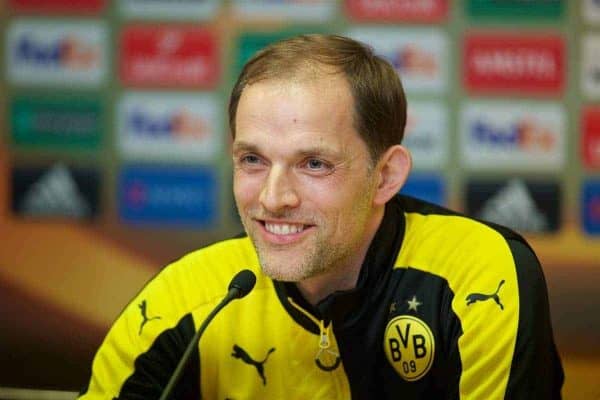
[383,315,435,381]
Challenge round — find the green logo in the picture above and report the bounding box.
[467,0,563,19]
[233,28,327,79]
[10,96,103,150]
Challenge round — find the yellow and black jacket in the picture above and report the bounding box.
[79,195,563,399]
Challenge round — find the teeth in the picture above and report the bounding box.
[265,222,305,235]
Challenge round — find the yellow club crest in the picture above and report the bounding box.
[383,315,435,381]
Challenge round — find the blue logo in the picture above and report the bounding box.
[14,35,99,70]
[470,119,556,151]
[400,174,446,206]
[127,108,207,139]
[582,180,600,235]
[118,166,218,227]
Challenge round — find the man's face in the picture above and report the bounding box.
[232,73,379,282]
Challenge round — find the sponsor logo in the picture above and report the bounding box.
[464,33,564,94]
[345,0,448,22]
[231,345,275,385]
[582,180,600,235]
[582,34,600,98]
[466,179,561,233]
[119,25,219,87]
[404,101,448,170]
[234,30,313,77]
[10,95,102,150]
[118,0,220,20]
[346,28,448,94]
[117,92,220,161]
[9,0,106,13]
[460,101,565,170]
[466,0,563,19]
[11,163,100,219]
[6,19,107,87]
[466,280,505,310]
[400,174,446,207]
[231,0,336,21]
[138,300,161,335]
[118,166,218,227]
[583,0,600,24]
[384,315,435,382]
[581,106,600,169]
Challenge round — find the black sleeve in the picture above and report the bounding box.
[504,239,564,399]
[79,313,201,400]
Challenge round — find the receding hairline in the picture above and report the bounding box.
[229,33,407,163]
[240,58,347,87]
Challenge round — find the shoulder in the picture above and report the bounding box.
[137,235,262,318]
[393,194,534,295]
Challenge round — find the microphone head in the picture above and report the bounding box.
[228,269,256,299]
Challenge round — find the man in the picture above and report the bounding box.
[79,34,563,399]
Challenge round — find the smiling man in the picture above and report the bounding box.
[80,34,563,399]
[232,71,406,304]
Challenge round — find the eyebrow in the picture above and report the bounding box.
[231,140,258,154]
[232,140,341,159]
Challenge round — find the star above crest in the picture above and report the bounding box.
[407,295,422,312]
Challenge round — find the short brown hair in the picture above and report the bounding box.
[228,34,407,163]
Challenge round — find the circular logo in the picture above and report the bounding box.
[383,315,435,381]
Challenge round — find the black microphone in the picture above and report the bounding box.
[158,269,256,400]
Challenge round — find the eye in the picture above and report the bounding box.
[302,157,333,174]
[234,153,266,171]
[241,154,261,165]
[307,158,325,169]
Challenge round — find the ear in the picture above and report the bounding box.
[373,145,412,206]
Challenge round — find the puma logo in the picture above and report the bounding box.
[138,299,161,335]
[466,280,505,310]
[231,344,275,385]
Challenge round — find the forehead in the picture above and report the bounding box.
[235,74,356,142]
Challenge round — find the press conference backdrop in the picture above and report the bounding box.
[0,0,599,398]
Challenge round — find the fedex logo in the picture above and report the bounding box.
[14,35,99,70]
[471,118,556,151]
[119,26,219,87]
[464,33,564,94]
[461,101,565,170]
[127,109,207,139]
[346,28,447,93]
[118,92,221,161]
[6,20,107,86]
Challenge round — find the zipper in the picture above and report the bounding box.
[287,296,342,371]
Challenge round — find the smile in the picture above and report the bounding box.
[264,222,306,235]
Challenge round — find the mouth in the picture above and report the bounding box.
[255,219,314,243]
[264,221,306,235]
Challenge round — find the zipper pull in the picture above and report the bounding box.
[315,320,341,371]
[319,320,330,349]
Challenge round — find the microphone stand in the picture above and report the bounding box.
[158,288,239,400]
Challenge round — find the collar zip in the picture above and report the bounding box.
[287,296,342,372]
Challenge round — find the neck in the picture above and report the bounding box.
[295,206,385,305]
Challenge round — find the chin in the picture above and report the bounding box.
[259,260,314,282]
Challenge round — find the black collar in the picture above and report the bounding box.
[273,197,406,333]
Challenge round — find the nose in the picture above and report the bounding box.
[259,166,300,212]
